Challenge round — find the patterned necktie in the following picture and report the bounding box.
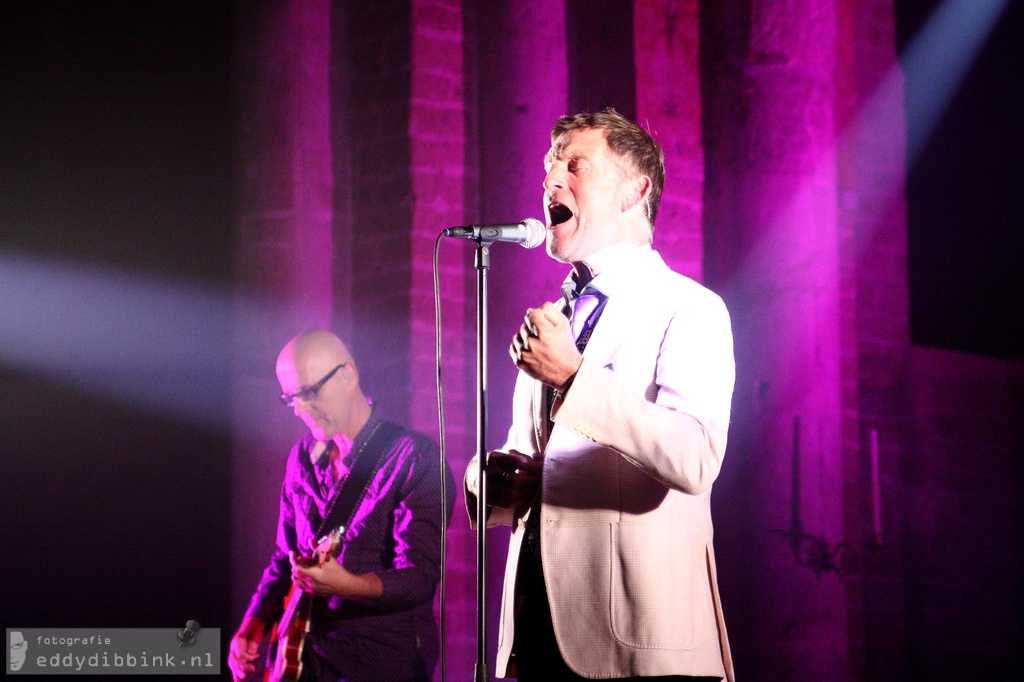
[570,292,602,341]
[314,441,338,497]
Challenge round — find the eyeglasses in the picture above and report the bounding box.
[279,363,347,407]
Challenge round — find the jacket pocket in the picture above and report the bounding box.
[609,522,714,650]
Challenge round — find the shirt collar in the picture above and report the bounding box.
[563,241,653,296]
[309,397,377,469]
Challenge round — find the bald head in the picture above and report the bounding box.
[276,330,370,442]
[278,329,354,372]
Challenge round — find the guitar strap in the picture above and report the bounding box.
[313,419,404,543]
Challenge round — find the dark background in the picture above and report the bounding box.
[1,3,235,680]
[1,0,1020,679]
[897,0,1023,361]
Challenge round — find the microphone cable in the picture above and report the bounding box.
[432,231,450,682]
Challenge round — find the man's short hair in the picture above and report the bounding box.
[551,108,666,229]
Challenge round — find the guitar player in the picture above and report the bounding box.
[229,330,455,682]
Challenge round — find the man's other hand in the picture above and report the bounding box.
[485,449,543,512]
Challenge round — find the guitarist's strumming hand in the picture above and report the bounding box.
[290,552,384,602]
[228,615,266,682]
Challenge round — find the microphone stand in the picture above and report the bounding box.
[442,220,543,681]
[474,240,491,682]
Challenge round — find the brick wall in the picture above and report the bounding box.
[409,0,477,674]
[231,0,335,623]
[702,1,851,677]
[343,0,415,424]
[892,348,1023,678]
[634,0,704,281]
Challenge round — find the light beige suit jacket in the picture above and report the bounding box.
[469,246,736,680]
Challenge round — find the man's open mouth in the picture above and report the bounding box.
[548,202,574,226]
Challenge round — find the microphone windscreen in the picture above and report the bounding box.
[521,218,546,249]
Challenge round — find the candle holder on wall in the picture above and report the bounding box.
[773,417,887,578]
[773,528,885,578]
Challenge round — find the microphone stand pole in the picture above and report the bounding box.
[474,240,491,682]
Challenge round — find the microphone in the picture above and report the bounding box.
[442,218,545,249]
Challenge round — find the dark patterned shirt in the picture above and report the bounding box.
[246,408,454,682]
